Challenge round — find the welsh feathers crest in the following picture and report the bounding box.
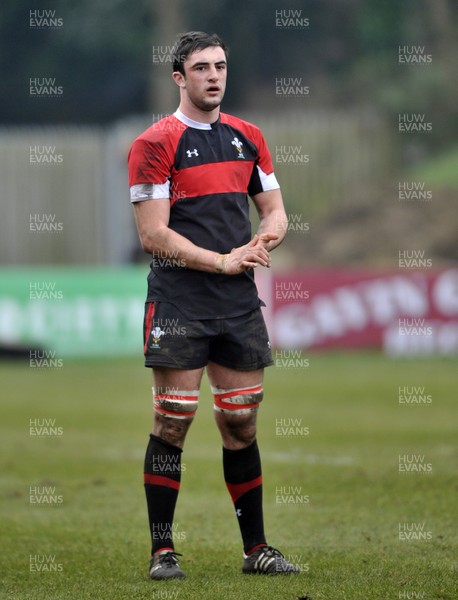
[150,326,165,348]
[231,137,245,159]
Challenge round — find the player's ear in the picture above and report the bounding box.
[172,71,186,87]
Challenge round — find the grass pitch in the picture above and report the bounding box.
[1,352,456,600]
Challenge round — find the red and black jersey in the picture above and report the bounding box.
[128,109,280,319]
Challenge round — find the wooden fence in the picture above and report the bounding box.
[0,110,394,265]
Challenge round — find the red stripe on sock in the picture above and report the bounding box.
[152,546,174,556]
[144,474,180,490]
[226,475,262,503]
[246,543,267,555]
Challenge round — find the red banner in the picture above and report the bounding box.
[263,268,458,355]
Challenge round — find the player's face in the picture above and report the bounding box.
[179,46,227,112]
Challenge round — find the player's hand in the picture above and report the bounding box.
[257,232,279,251]
[222,235,272,274]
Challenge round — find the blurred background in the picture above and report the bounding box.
[2,6,457,598]
[1,0,457,357]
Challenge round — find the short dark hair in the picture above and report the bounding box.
[171,31,228,75]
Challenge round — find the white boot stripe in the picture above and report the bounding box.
[259,555,275,571]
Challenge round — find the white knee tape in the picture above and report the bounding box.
[211,384,263,415]
[153,387,199,419]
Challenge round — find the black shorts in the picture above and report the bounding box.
[143,302,273,371]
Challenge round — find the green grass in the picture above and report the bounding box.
[1,353,456,600]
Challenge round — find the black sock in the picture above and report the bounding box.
[223,440,267,554]
[144,434,182,555]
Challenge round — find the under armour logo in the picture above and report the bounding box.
[186,148,199,158]
[236,508,242,517]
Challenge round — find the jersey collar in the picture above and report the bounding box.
[174,108,219,130]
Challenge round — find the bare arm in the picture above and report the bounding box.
[251,188,288,252]
[132,198,271,274]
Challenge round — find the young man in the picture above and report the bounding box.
[128,31,300,580]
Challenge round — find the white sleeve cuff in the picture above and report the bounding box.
[257,166,280,192]
[130,182,170,202]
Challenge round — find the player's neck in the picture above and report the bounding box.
[177,101,220,125]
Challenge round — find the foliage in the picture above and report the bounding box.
[1,0,456,144]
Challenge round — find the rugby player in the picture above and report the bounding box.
[128,31,300,580]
